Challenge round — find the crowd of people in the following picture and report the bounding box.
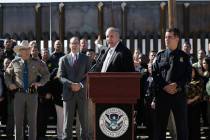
[0,27,135,140]
[0,34,98,140]
[0,26,210,140]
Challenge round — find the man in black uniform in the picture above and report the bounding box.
[152,28,192,140]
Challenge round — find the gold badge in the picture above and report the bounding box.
[180,57,184,62]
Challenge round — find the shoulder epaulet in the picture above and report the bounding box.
[12,57,21,62]
[157,49,165,55]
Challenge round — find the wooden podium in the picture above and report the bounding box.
[87,72,140,140]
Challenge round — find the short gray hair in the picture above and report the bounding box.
[105,27,120,37]
[70,36,79,43]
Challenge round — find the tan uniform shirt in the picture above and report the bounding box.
[4,57,50,89]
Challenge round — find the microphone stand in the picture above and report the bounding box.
[89,49,105,72]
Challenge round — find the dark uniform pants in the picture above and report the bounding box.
[156,91,188,140]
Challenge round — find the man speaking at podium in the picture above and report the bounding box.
[89,27,135,139]
[95,27,135,72]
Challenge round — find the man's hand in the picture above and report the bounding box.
[31,82,42,89]
[187,99,194,105]
[151,101,156,109]
[70,83,81,92]
[0,97,4,102]
[163,83,178,95]
[45,93,52,100]
[9,84,17,91]
[188,96,200,104]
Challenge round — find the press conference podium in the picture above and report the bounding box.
[87,72,140,140]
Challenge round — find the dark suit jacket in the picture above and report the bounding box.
[95,41,135,72]
[57,53,90,101]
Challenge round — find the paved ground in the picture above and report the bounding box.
[0,124,209,140]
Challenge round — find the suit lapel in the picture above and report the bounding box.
[108,50,117,67]
[106,43,121,69]
[101,47,110,63]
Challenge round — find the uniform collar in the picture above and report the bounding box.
[20,58,30,63]
[166,47,178,55]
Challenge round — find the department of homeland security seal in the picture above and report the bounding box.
[99,107,129,138]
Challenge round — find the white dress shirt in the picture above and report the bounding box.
[101,42,119,72]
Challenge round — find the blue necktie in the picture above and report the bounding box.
[23,61,29,92]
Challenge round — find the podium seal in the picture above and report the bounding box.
[99,107,129,138]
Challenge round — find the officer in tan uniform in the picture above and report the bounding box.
[4,40,50,140]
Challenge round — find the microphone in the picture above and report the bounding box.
[96,49,105,62]
[89,49,105,72]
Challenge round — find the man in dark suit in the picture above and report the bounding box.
[95,27,135,72]
[57,36,91,140]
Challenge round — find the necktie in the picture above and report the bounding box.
[23,60,29,92]
[73,54,78,65]
[166,55,174,83]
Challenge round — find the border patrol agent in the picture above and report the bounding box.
[152,28,192,140]
[4,40,50,140]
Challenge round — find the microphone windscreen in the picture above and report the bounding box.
[101,49,105,54]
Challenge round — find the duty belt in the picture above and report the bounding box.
[17,87,37,94]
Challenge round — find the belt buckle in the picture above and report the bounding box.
[26,88,29,93]
[18,88,25,93]
[29,87,36,94]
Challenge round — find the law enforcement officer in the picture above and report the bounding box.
[4,40,50,140]
[152,28,192,140]
[182,41,197,64]
[49,40,65,140]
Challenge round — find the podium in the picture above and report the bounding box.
[87,72,140,140]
